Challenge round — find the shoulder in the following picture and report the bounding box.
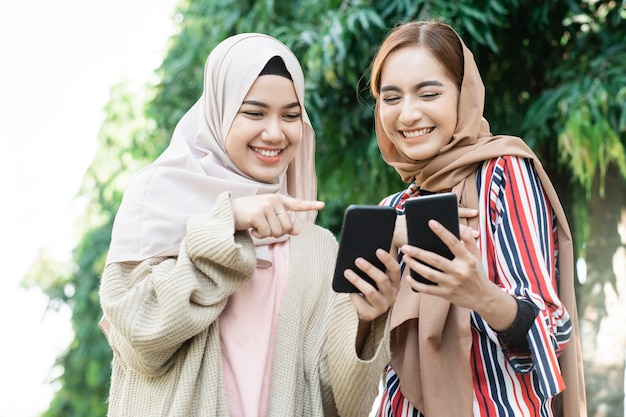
[480,155,536,175]
[478,155,551,218]
[478,155,540,189]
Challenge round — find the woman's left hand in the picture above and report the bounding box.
[344,248,401,322]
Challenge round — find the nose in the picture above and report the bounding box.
[261,116,285,142]
[398,97,423,125]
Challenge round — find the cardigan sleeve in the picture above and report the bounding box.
[322,298,391,417]
[99,192,257,376]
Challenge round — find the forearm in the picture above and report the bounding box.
[474,282,519,331]
[101,193,257,375]
[101,253,232,375]
[323,297,391,417]
[100,258,207,375]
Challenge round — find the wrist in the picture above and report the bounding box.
[475,285,518,331]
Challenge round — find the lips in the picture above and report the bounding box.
[402,127,434,138]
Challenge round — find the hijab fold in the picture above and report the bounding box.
[106,34,317,267]
[377,28,586,417]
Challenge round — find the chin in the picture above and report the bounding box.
[255,170,285,184]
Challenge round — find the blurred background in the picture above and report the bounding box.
[0,0,177,415]
[1,0,624,416]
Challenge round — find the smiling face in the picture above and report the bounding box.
[225,74,303,183]
[377,45,459,161]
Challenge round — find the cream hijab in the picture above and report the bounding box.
[375,24,586,416]
[105,33,317,266]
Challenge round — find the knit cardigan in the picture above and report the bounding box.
[100,193,391,416]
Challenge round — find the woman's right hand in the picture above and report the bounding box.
[345,248,401,322]
[231,194,324,239]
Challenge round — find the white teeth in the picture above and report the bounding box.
[252,147,281,157]
[403,128,434,138]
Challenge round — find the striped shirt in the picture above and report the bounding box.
[376,156,571,417]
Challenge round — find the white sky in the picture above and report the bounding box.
[0,0,178,415]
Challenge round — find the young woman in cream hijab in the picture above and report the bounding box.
[99,33,400,417]
[370,21,586,417]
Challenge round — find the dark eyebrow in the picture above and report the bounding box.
[380,80,444,93]
[242,100,301,110]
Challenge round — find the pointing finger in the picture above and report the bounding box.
[280,195,325,213]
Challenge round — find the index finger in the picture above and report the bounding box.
[427,219,465,256]
[280,195,325,212]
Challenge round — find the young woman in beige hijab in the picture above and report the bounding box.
[370,21,586,417]
[99,33,400,417]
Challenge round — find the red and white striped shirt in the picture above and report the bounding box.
[377,156,571,417]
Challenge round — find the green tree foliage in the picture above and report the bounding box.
[523,1,626,191]
[26,0,625,415]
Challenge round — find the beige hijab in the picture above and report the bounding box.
[376,29,586,416]
[106,33,317,266]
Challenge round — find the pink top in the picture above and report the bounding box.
[220,240,290,417]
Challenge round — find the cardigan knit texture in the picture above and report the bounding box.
[100,193,391,416]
